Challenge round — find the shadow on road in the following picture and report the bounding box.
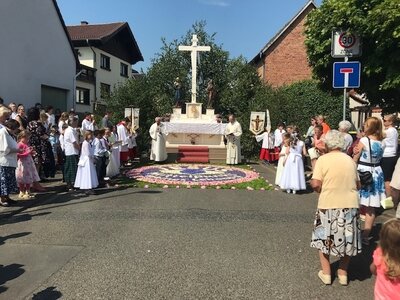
[133,190,163,194]
[0,263,25,294]
[0,212,52,226]
[0,232,31,245]
[32,286,62,300]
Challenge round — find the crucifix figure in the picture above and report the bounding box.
[252,115,264,132]
[178,34,211,103]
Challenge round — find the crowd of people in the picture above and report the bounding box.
[1,97,399,296]
[255,114,400,295]
[0,103,138,204]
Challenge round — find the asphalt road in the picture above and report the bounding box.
[0,165,387,299]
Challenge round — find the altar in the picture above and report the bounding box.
[164,35,227,163]
[165,104,227,163]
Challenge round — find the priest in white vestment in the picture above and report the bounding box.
[224,115,242,165]
[149,117,168,162]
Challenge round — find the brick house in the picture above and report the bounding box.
[250,1,316,87]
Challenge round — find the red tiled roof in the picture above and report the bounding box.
[67,22,126,41]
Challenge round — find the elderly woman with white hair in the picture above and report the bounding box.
[338,120,353,153]
[310,130,361,286]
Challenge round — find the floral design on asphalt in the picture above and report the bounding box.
[126,164,259,186]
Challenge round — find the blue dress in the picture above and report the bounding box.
[357,137,386,207]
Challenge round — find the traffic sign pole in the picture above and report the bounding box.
[343,56,348,120]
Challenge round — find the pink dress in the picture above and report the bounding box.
[15,142,40,184]
[373,247,400,300]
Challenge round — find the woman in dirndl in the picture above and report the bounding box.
[310,130,361,286]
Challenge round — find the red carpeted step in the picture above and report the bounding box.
[178,156,209,163]
[178,146,209,152]
[177,146,209,163]
[179,152,209,157]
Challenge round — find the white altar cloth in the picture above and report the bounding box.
[163,122,227,135]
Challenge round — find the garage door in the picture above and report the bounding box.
[41,85,68,112]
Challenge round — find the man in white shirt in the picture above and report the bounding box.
[64,117,80,190]
[8,102,17,120]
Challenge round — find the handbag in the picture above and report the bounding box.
[381,196,395,210]
[358,137,373,188]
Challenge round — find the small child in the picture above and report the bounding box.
[274,123,286,158]
[279,127,307,194]
[275,133,291,186]
[370,218,400,300]
[74,130,98,193]
[93,129,108,185]
[127,124,138,163]
[16,131,40,199]
[49,125,60,165]
[255,127,276,164]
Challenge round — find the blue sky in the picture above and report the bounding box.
[58,0,322,72]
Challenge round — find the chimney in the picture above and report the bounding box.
[81,21,89,25]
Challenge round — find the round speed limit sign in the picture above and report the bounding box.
[332,30,361,57]
[339,33,356,48]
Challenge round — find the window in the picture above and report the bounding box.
[100,83,111,99]
[100,54,110,70]
[76,88,90,105]
[120,63,128,77]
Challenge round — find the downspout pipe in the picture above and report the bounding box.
[73,69,84,110]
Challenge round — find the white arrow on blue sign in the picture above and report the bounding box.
[333,62,361,88]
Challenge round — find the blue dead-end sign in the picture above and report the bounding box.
[333,62,361,88]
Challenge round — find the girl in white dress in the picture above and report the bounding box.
[106,126,121,178]
[275,133,290,186]
[74,130,98,191]
[279,129,307,194]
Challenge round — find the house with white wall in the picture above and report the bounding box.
[0,0,79,112]
[67,22,143,113]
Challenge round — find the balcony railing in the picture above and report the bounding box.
[77,65,96,83]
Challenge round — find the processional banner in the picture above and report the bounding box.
[249,111,265,135]
[124,107,140,129]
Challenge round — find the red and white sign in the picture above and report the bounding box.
[332,30,361,58]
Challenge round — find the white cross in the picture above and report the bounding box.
[178,34,211,103]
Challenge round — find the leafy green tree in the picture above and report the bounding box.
[305,0,400,110]
[107,22,343,159]
[275,80,343,134]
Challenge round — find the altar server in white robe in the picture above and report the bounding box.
[224,115,242,165]
[149,117,168,162]
[74,130,98,191]
[117,118,131,165]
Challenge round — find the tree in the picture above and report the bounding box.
[305,0,400,111]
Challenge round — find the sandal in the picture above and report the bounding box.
[0,200,9,207]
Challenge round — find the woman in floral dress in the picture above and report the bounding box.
[27,108,53,190]
[353,117,386,244]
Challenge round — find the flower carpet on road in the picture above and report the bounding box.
[126,164,260,187]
